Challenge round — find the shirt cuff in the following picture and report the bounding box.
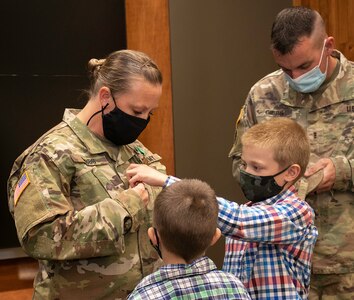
[163,176,180,188]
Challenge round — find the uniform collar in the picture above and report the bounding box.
[62,108,137,163]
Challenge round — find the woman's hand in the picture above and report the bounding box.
[126,164,168,188]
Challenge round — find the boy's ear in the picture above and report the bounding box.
[210,228,221,247]
[285,164,301,182]
[148,227,157,245]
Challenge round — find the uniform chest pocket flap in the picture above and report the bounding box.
[71,154,124,201]
[130,153,162,165]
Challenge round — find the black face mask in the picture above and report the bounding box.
[87,95,149,146]
[239,166,289,203]
[150,227,162,259]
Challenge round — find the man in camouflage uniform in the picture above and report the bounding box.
[8,50,166,299]
[229,7,354,299]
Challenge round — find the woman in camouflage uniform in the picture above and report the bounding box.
[8,50,166,299]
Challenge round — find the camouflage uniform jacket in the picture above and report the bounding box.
[229,50,354,274]
[7,109,166,299]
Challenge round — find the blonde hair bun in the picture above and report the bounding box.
[88,58,106,78]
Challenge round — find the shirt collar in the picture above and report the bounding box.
[250,185,297,206]
[142,256,217,285]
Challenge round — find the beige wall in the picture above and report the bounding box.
[169,0,292,268]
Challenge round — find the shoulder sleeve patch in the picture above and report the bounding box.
[14,171,31,206]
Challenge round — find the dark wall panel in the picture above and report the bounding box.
[1,0,126,75]
[0,0,126,251]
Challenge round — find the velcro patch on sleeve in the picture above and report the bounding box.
[14,171,31,206]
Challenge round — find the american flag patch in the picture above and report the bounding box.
[14,172,30,206]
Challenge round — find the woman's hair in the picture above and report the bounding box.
[271,7,326,54]
[87,49,162,97]
[153,179,218,263]
[241,117,310,179]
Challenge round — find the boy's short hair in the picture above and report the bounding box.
[153,179,218,263]
[241,117,310,178]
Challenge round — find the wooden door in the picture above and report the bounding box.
[293,0,354,60]
[125,0,175,174]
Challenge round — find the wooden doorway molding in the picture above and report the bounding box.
[125,0,175,175]
[293,0,354,61]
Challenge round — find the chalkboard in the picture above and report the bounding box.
[0,0,126,252]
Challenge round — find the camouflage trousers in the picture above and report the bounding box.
[309,273,354,300]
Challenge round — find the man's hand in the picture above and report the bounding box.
[304,158,336,193]
[126,164,168,188]
[132,183,149,206]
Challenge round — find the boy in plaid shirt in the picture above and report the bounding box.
[127,118,318,299]
[127,179,251,299]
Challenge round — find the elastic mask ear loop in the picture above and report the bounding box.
[86,103,109,126]
[318,40,326,64]
[319,39,329,73]
[150,227,162,259]
[273,165,291,188]
[111,94,118,108]
[272,165,290,177]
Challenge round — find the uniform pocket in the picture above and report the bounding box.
[71,155,124,208]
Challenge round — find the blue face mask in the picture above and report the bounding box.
[285,39,328,93]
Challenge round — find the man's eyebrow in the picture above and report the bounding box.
[278,60,312,71]
[296,60,312,69]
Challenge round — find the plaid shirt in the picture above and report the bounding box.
[127,256,251,299]
[218,186,318,300]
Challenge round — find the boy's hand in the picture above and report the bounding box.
[132,182,149,206]
[126,164,168,188]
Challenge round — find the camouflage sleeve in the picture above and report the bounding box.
[330,156,353,191]
[228,91,257,183]
[12,153,147,261]
[324,110,354,191]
